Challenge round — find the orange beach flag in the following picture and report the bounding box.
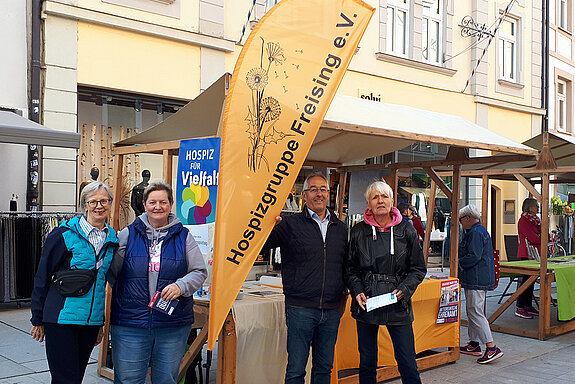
[208,0,374,350]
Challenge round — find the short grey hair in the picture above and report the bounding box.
[79,182,113,214]
[143,180,174,204]
[303,172,328,191]
[364,180,394,202]
[459,204,481,220]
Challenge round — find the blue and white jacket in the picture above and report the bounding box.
[30,216,118,326]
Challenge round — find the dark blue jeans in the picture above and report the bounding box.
[356,321,421,384]
[285,305,340,384]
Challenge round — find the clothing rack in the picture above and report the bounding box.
[0,212,78,303]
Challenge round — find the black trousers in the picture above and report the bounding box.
[356,321,421,384]
[44,323,100,384]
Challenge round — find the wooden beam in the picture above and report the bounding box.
[111,154,123,230]
[423,180,436,264]
[450,166,461,278]
[216,313,236,384]
[337,171,348,220]
[445,146,469,162]
[337,154,536,173]
[536,132,557,170]
[488,275,537,323]
[438,165,575,178]
[539,172,550,339]
[423,167,452,200]
[303,160,343,168]
[177,326,209,382]
[163,149,173,184]
[391,169,399,203]
[97,285,113,379]
[514,173,542,202]
[481,175,489,226]
[113,139,182,155]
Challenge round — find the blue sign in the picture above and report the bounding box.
[176,138,221,226]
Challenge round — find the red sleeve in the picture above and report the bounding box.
[412,217,425,239]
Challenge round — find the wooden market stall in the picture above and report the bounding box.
[98,74,539,383]
[430,131,575,341]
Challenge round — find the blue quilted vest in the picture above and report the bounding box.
[111,218,195,328]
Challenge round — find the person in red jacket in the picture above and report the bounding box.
[516,198,541,319]
[409,205,426,242]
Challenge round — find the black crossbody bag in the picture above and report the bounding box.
[52,266,97,297]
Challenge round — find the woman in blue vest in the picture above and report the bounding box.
[108,180,207,384]
[30,182,118,384]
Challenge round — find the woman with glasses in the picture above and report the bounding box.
[345,180,426,384]
[30,182,118,383]
[108,180,207,384]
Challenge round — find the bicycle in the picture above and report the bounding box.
[548,226,567,258]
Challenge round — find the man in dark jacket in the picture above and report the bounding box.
[458,204,503,364]
[265,173,348,384]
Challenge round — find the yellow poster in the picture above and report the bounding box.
[208,0,374,350]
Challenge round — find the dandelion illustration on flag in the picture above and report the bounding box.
[245,38,293,171]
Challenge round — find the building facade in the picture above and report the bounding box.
[30,0,543,252]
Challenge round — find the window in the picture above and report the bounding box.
[558,0,572,31]
[422,0,442,64]
[387,0,410,56]
[498,17,517,82]
[557,79,568,131]
[265,0,280,12]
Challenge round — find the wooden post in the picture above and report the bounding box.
[481,175,489,228]
[336,171,348,220]
[391,169,399,201]
[423,180,436,264]
[97,284,114,380]
[216,313,237,384]
[163,149,173,184]
[540,172,550,339]
[111,154,124,230]
[450,166,461,277]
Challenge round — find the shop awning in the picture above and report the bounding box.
[117,74,536,163]
[0,111,80,148]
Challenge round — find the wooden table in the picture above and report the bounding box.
[489,258,575,340]
[180,279,460,384]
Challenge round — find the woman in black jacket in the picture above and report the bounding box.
[345,180,426,384]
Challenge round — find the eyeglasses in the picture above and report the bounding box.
[459,216,467,222]
[86,199,111,208]
[304,187,329,194]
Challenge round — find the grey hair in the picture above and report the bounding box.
[79,182,113,214]
[364,180,394,202]
[303,172,328,191]
[143,180,174,204]
[522,198,538,213]
[459,204,481,220]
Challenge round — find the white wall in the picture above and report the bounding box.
[0,0,29,210]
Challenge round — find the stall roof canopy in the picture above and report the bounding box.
[0,110,80,148]
[117,74,536,163]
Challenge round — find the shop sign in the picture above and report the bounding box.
[358,88,382,102]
